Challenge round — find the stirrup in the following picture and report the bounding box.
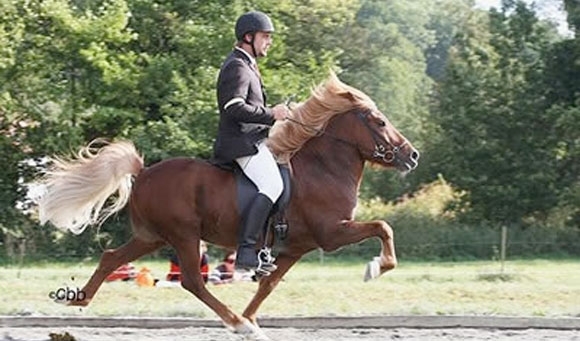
[255,247,277,276]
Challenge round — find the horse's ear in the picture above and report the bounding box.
[338,91,357,102]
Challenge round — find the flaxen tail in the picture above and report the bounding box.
[37,139,144,234]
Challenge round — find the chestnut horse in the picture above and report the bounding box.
[37,74,419,340]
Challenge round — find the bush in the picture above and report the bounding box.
[323,178,580,261]
[4,178,579,263]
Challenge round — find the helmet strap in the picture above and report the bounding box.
[243,33,258,58]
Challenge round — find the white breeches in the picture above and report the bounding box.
[236,141,284,203]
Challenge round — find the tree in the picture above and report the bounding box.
[337,0,477,200]
[0,0,364,260]
[541,0,580,227]
[430,0,562,225]
[564,0,580,36]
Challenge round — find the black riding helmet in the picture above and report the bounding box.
[235,11,275,44]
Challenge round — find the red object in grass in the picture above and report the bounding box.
[105,263,137,282]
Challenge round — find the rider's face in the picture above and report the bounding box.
[252,31,272,57]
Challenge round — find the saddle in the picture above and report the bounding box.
[210,160,292,244]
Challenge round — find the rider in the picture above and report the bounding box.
[213,11,289,272]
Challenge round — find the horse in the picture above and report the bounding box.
[36,73,419,340]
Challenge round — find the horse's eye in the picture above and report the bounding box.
[378,120,386,127]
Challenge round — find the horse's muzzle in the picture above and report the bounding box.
[404,148,420,171]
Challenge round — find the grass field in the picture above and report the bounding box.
[0,258,578,318]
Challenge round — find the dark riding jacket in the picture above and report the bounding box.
[213,48,275,163]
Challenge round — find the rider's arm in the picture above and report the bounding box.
[217,59,275,125]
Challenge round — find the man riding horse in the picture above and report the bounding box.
[35,11,421,340]
[213,11,289,273]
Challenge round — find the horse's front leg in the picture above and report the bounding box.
[322,220,397,281]
[169,238,267,341]
[242,254,301,325]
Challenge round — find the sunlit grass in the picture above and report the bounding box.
[0,259,578,318]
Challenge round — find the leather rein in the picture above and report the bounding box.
[283,110,408,164]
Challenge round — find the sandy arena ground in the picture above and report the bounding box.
[2,326,580,341]
[2,316,579,341]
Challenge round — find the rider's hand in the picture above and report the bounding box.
[272,104,289,121]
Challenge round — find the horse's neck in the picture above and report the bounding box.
[292,135,365,202]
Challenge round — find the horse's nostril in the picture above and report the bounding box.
[411,150,420,161]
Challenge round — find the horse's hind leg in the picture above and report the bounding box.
[69,237,164,306]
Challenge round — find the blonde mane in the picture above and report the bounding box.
[267,73,377,164]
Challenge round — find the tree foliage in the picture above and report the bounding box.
[430,0,570,225]
[1,0,578,260]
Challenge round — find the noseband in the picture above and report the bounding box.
[284,110,408,164]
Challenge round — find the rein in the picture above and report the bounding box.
[283,110,407,164]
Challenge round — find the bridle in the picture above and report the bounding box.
[284,109,408,164]
[357,111,409,163]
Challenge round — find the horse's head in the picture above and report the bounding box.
[268,73,419,172]
[342,103,420,173]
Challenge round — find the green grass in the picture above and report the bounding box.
[0,259,578,318]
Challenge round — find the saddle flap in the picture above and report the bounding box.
[236,164,291,217]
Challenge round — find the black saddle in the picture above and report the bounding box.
[210,159,291,241]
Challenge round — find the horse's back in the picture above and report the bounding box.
[129,157,238,245]
[135,156,227,188]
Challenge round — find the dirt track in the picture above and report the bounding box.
[2,316,579,341]
[2,326,580,341]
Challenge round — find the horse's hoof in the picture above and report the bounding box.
[231,319,270,341]
[66,299,91,307]
[53,298,90,308]
[364,257,381,282]
[66,300,91,307]
[243,332,271,341]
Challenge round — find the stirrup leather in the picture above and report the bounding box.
[274,220,289,240]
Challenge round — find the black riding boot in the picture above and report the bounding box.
[236,193,275,271]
